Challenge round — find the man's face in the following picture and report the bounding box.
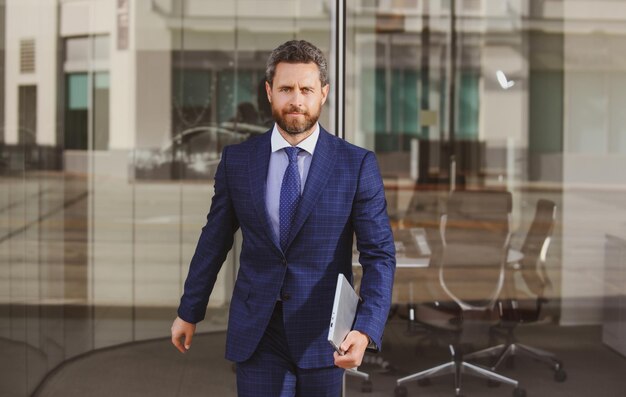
[266,62,330,136]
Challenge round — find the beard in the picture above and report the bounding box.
[272,104,321,135]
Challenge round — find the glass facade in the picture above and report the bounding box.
[1,1,626,396]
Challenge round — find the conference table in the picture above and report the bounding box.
[351,226,525,306]
[395,248,523,268]
[352,248,524,269]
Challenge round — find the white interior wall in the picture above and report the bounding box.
[560,1,626,325]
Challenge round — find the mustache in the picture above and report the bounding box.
[284,106,306,114]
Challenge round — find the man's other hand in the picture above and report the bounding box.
[333,330,369,369]
[171,316,196,353]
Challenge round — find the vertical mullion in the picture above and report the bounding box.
[334,0,345,139]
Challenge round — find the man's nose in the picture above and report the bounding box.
[289,90,304,107]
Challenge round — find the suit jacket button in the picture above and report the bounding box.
[281,258,287,266]
[281,293,291,301]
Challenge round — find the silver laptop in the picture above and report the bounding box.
[327,273,360,355]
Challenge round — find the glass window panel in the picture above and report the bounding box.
[4,1,626,396]
[173,69,212,108]
[18,85,37,145]
[93,35,109,60]
[346,2,626,397]
[94,71,109,89]
[93,72,109,150]
[68,73,88,110]
[359,68,378,135]
[217,70,235,124]
[65,36,89,62]
[65,73,88,150]
[457,72,479,139]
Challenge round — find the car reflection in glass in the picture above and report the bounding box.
[133,122,266,181]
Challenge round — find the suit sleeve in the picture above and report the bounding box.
[177,146,240,324]
[351,151,396,350]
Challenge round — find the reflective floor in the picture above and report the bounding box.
[27,315,626,397]
[2,173,626,396]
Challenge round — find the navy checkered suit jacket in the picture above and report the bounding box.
[177,126,396,369]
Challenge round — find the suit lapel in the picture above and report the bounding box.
[248,131,282,253]
[284,127,337,251]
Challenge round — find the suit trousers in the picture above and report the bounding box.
[236,302,344,397]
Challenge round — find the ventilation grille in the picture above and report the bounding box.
[20,39,35,74]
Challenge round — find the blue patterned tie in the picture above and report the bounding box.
[279,147,302,251]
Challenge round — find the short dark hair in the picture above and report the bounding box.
[266,40,329,87]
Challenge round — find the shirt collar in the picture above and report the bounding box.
[270,123,319,156]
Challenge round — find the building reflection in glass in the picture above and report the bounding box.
[1,1,626,396]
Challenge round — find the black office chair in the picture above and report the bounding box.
[465,199,567,382]
[395,190,526,397]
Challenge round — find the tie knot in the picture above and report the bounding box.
[284,147,301,164]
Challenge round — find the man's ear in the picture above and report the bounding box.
[320,84,330,106]
[265,81,272,103]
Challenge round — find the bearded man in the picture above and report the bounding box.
[171,40,396,397]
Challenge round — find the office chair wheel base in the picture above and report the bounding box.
[554,368,567,382]
[361,380,373,393]
[394,385,408,397]
[513,387,527,397]
[487,379,501,388]
[417,377,431,386]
